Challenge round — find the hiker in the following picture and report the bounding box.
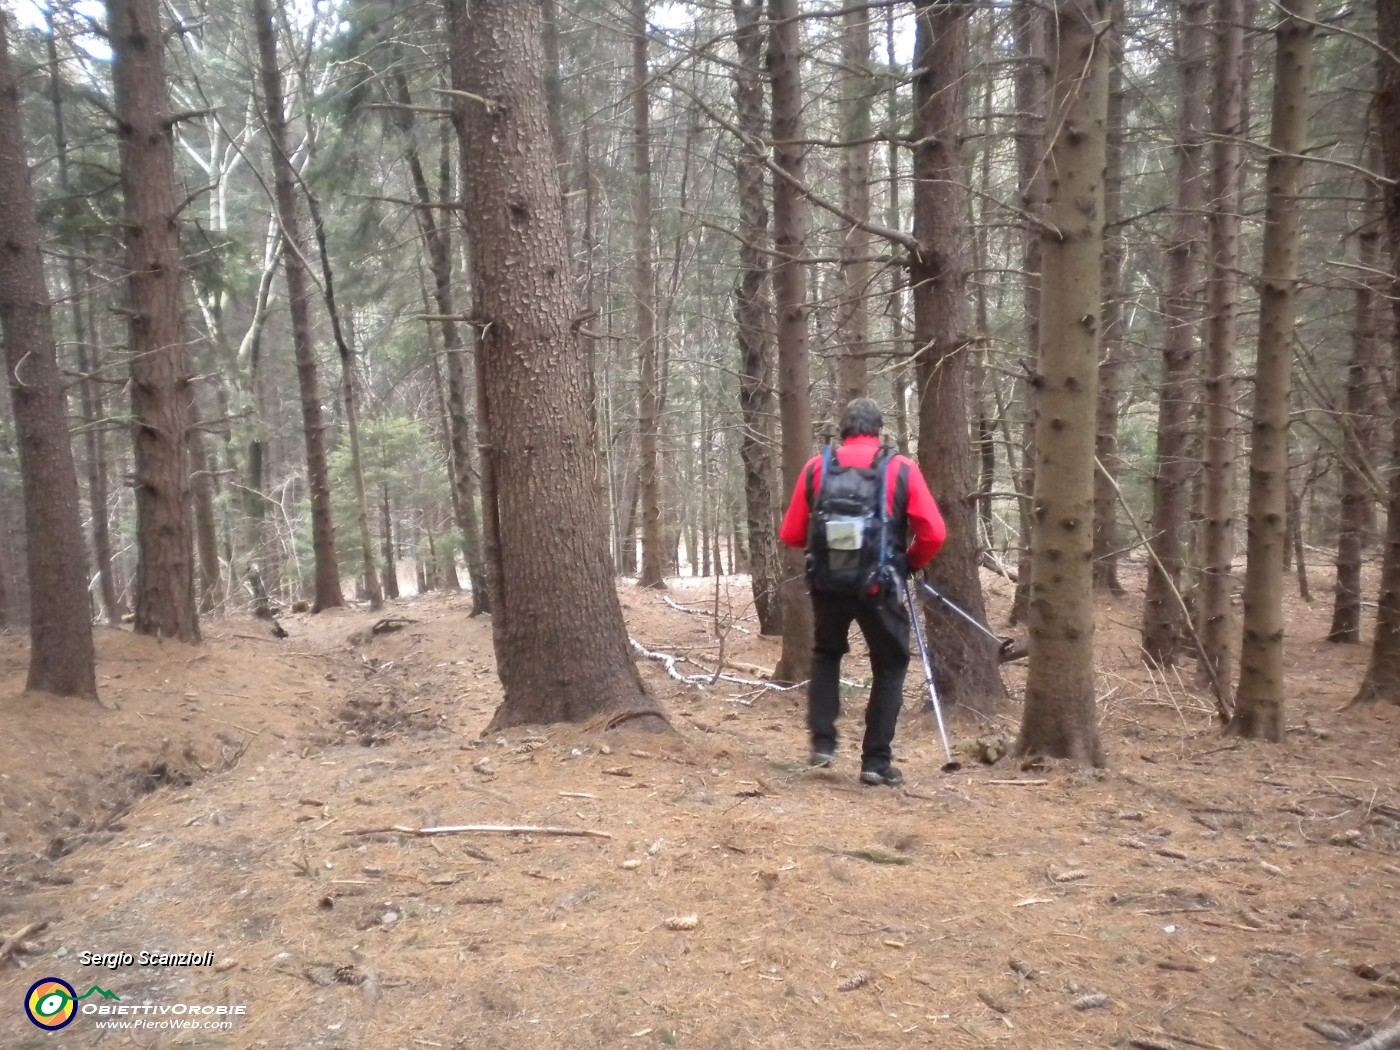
[778,397,947,787]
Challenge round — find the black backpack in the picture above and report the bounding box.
[805,445,905,597]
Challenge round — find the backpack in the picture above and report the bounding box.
[805,445,905,598]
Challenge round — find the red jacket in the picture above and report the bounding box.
[779,434,947,570]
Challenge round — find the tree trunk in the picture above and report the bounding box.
[400,74,491,614]
[192,430,222,613]
[1288,481,1309,601]
[252,0,343,612]
[834,4,873,408]
[1231,0,1315,739]
[0,19,98,698]
[45,26,123,625]
[1093,0,1127,597]
[1009,0,1049,626]
[1352,0,1400,705]
[1196,0,1249,703]
[302,184,382,611]
[109,0,200,643]
[1015,0,1110,767]
[769,0,815,686]
[1329,159,1381,643]
[731,0,782,636]
[911,0,1005,717]
[1142,0,1211,668]
[380,483,400,601]
[634,0,667,590]
[450,0,665,731]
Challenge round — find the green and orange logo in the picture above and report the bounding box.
[24,978,119,1030]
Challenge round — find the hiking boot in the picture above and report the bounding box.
[860,764,904,787]
[809,750,835,769]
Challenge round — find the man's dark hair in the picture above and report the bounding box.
[838,397,883,440]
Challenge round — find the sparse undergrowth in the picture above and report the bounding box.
[0,569,1396,1050]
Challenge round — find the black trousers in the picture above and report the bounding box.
[807,590,911,770]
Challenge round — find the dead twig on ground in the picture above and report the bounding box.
[371,617,420,636]
[0,921,49,966]
[662,594,752,633]
[346,824,612,840]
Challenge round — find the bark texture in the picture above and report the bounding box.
[911,0,1005,717]
[252,0,344,612]
[769,0,815,685]
[1353,0,1400,705]
[1329,151,1381,644]
[1141,0,1210,667]
[1232,0,1315,738]
[731,0,782,635]
[833,4,873,407]
[110,0,200,642]
[0,19,98,697]
[1009,0,1049,625]
[1196,0,1248,704]
[450,0,666,731]
[633,0,667,589]
[1093,0,1126,597]
[1016,0,1110,767]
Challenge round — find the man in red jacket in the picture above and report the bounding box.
[779,398,946,786]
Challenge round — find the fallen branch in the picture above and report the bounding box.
[662,595,751,633]
[1142,1029,1231,1050]
[629,638,800,691]
[1349,1023,1400,1050]
[0,921,49,965]
[347,824,612,840]
[987,779,1049,786]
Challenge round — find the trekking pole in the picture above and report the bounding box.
[902,576,960,773]
[915,579,1017,661]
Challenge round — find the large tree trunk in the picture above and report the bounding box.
[1015,0,1110,767]
[769,0,816,685]
[731,0,782,636]
[634,0,667,591]
[1329,153,1381,644]
[833,4,873,408]
[1231,0,1316,738]
[109,0,200,643]
[1093,0,1127,597]
[1196,0,1249,704]
[1352,0,1400,705]
[252,0,343,612]
[1009,0,1049,626]
[450,0,665,731]
[1141,0,1211,668]
[911,0,1005,718]
[0,19,98,698]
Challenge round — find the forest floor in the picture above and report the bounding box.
[0,560,1397,1050]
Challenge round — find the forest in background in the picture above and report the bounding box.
[1,0,1398,762]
